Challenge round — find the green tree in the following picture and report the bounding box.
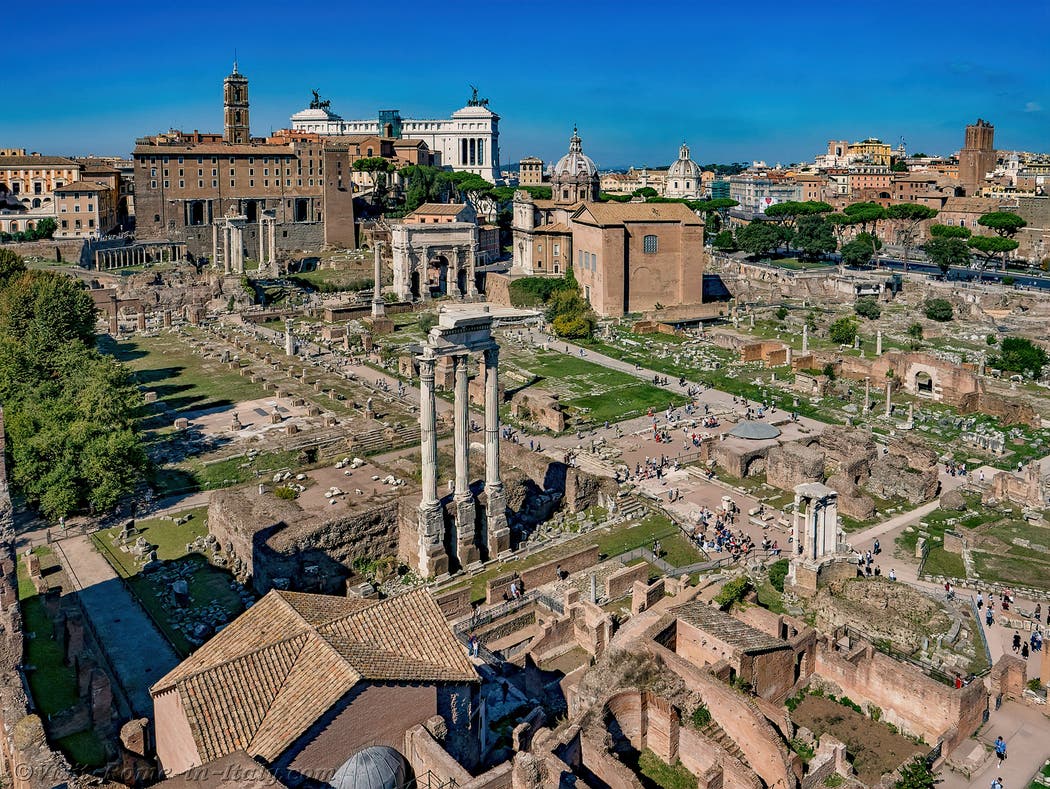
[907,323,924,340]
[923,237,971,276]
[891,160,909,172]
[968,235,1019,268]
[353,157,395,210]
[793,215,837,260]
[893,757,938,789]
[713,229,736,251]
[545,269,596,340]
[923,298,954,322]
[736,222,787,258]
[0,248,27,285]
[928,223,972,240]
[418,312,437,334]
[775,306,789,320]
[854,297,881,320]
[632,186,659,199]
[991,337,1048,378]
[828,317,858,345]
[886,203,938,271]
[841,232,881,268]
[0,271,97,360]
[977,211,1027,269]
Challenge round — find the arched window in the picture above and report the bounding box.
[235,110,241,123]
[643,234,658,254]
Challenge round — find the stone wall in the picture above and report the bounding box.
[179,220,325,259]
[435,587,473,620]
[632,578,667,615]
[0,410,79,788]
[208,487,408,595]
[0,238,88,265]
[485,545,599,604]
[606,563,650,601]
[483,272,513,308]
[813,640,986,755]
[509,390,566,433]
[958,392,1040,428]
[766,443,824,491]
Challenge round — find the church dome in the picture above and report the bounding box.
[328,746,410,789]
[668,143,700,180]
[553,126,598,177]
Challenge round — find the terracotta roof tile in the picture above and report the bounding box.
[574,201,703,226]
[153,588,476,765]
[672,602,788,653]
[410,203,468,215]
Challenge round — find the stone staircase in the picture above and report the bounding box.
[347,424,422,455]
[617,494,649,521]
[697,718,747,763]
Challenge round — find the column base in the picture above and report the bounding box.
[483,486,510,558]
[454,498,479,567]
[417,505,449,579]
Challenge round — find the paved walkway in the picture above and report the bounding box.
[941,701,1050,789]
[55,535,179,718]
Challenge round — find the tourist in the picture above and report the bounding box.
[1021,642,1029,659]
[888,568,896,581]
[1013,632,1022,653]
[977,592,984,610]
[991,778,1003,789]
[469,634,479,657]
[986,607,994,627]
[995,737,1007,767]
[873,538,880,555]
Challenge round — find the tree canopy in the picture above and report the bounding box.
[841,232,881,267]
[735,222,787,258]
[977,211,1027,238]
[923,298,954,322]
[828,317,858,345]
[0,261,147,518]
[793,215,837,260]
[991,337,1048,378]
[923,237,971,275]
[929,223,972,239]
[968,235,1019,266]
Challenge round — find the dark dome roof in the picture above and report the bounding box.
[727,422,781,440]
[329,746,410,789]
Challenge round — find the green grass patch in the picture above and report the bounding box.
[637,749,697,789]
[756,581,786,614]
[972,551,1050,589]
[922,547,966,579]
[56,729,109,768]
[91,506,248,656]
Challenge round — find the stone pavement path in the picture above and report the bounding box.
[941,701,1050,789]
[55,535,179,718]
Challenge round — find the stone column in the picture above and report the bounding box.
[234,226,245,273]
[372,242,386,318]
[284,320,295,357]
[885,379,892,418]
[446,251,457,297]
[483,346,509,556]
[863,377,871,412]
[801,324,808,354]
[791,493,802,557]
[417,351,448,577]
[453,354,478,566]
[163,310,172,328]
[466,244,478,297]
[212,224,218,267]
[268,220,277,266]
[223,226,232,274]
[876,330,883,356]
[136,305,146,332]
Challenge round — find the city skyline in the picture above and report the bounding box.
[3,0,1048,167]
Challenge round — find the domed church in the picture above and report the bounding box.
[664,142,702,199]
[551,126,600,204]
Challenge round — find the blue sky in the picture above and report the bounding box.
[4,0,1047,168]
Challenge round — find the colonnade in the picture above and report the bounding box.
[212,216,246,274]
[417,330,508,577]
[94,244,185,270]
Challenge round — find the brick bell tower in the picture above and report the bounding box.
[223,62,250,144]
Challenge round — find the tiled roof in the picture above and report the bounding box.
[574,201,703,226]
[410,203,467,215]
[152,589,476,764]
[941,196,1009,212]
[672,602,788,653]
[535,222,572,233]
[0,155,78,168]
[54,180,110,192]
[156,750,288,788]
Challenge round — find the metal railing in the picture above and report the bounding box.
[841,623,958,686]
[970,594,993,675]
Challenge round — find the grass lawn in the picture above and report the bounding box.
[972,551,1050,589]
[98,334,268,424]
[502,348,686,426]
[637,749,697,789]
[153,448,303,496]
[922,547,966,579]
[452,511,699,602]
[16,548,109,768]
[91,507,247,656]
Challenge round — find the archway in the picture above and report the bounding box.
[915,371,933,395]
[457,266,467,296]
[428,255,449,296]
[244,200,258,222]
[189,201,206,226]
[410,271,421,300]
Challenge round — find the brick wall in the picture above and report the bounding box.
[606,563,650,601]
[485,545,599,604]
[813,640,987,753]
[632,578,666,615]
[435,587,472,620]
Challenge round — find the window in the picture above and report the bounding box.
[87,204,93,212]
[178,156,184,164]
[643,234,658,254]
[230,180,236,187]
[151,180,157,188]
[179,180,185,188]
[553,243,559,255]
[61,220,68,228]
[164,180,169,188]
[151,168,157,177]
[74,204,80,213]
[213,180,218,187]
[198,169,203,176]
[88,219,95,228]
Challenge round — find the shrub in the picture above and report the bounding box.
[986,333,997,345]
[274,486,298,500]
[418,312,437,334]
[714,576,752,609]
[768,559,789,592]
[775,306,789,320]
[790,738,816,763]
[1002,276,1015,286]
[690,703,712,729]
[853,297,881,320]
[822,362,836,380]
[828,317,857,345]
[907,323,923,340]
[990,336,1048,378]
[923,298,953,322]
[838,695,863,714]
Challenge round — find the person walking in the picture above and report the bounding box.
[995,736,1007,767]
[991,777,1003,789]
[1021,642,1029,659]
[1013,632,1022,653]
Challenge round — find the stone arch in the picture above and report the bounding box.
[915,370,933,395]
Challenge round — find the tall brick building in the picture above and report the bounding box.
[958,119,997,196]
[133,65,356,257]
